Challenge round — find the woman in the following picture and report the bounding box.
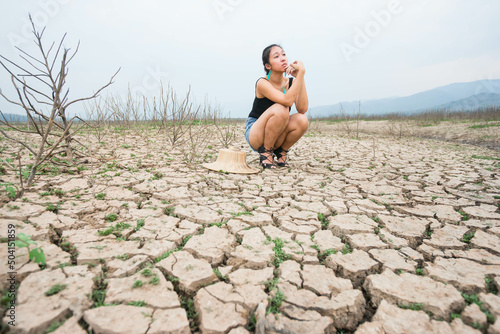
[245,44,309,169]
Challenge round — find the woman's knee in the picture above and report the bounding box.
[268,104,289,125]
[295,113,309,131]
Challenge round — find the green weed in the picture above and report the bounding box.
[45,284,67,296]
[267,289,285,315]
[15,233,46,266]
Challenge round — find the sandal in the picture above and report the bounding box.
[258,145,276,169]
[273,147,290,167]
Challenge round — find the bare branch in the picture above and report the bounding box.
[64,68,120,109]
[66,41,80,65]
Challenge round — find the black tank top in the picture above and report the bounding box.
[248,77,293,119]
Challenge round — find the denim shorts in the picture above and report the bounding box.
[245,117,258,152]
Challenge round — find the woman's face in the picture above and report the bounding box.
[267,46,288,72]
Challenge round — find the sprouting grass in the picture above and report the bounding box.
[45,318,67,333]
[472,155,500,161]
[341,244,353,255]
[115,254,129,261]
[229,211,253,218]
[141,268,153,277]
[180,295,198,331]
[45,284,67,296]
[459,210,469,221]
[267,289,285,315]
[97,222,130,238]
[318,213,328,229]
[104,213,117,222]
[271,238,291,268]
[132,280,143,288]
[154,235,192,263]
[96,192,106,200]
[46,202,60,213]
[461,230,475,243]
[135,219,145,231]
[462,292,496,324]
[398,302,425,311]
[469,123,500,129]
[164,206,175,216]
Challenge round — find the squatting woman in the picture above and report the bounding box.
[245,44,309,169]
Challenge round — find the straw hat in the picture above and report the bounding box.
[202,147,259,174]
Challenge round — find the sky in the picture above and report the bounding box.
[1,0,500,119]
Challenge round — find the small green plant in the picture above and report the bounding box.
[459,210,469,221]
[46,203,60,213]
[4,183,17,200]
[214,268,228,281]
[341,244,352,255]
[469,123,500,129]
[318,213,328,229]
[128,300,147,307]
[96,192,106,200]
[151,172,163,180]
[115,254,129,261]
[104,213,118,222]
[267,289,285,314]
[485,276,499,294]
[141,268,153,277]
[461,230,475,244]
[45,319,66,333]
[416,268,425,276]
[97,227,114,236]
[272,238,291,268]
[168,275,180,283]
[462,292,496,324]
[45,284,67,296]
[15,233,46,266]
[135,219,145,231]
[398,302,424,311]
[149,276,160,285]
[132,280,143,288]
[230,211,253,218]
[164,206,175,216]
[247,312,257,331]
[180,295,198,330]
[472,155,500,161]
[53,189,65,197]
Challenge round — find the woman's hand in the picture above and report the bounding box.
[286,60,305,76]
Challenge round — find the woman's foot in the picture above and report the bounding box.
[258,145,276,169]
[274,147,289,167]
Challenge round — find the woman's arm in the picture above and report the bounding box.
[257,71,305,107]
[295,78,308,114]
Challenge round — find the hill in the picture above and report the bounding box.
[310,79,500,117]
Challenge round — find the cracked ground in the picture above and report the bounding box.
[1,122,500,334]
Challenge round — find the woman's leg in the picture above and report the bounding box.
[248,103,289,165]
[248,103,289,168]
[273,113,309,163]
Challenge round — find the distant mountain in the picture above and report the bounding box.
[310,79,500,117]
[428,92,500,112]
[0,113,28,122]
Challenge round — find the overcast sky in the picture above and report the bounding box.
[1,0,500,118]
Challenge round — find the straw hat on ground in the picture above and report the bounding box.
[202,147,259,174]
